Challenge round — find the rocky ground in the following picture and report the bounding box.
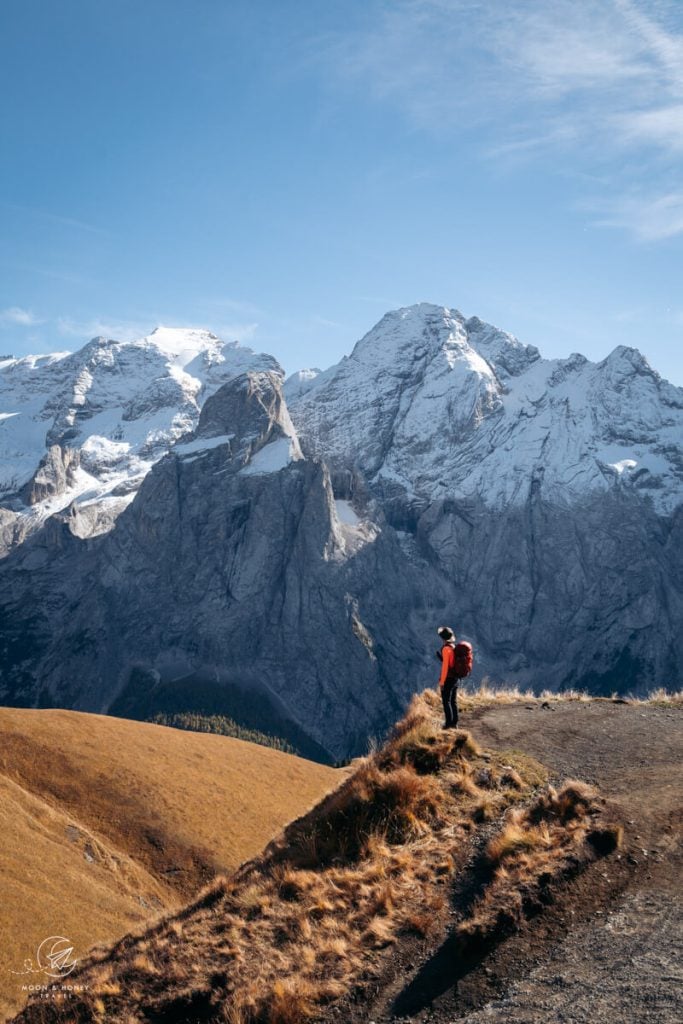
[349,700,682,1024]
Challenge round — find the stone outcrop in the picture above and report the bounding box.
[20,445,81,505]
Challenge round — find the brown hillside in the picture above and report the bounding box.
[0,708,341,1021]
[8,692,622,1024]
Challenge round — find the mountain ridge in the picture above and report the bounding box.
[2,303,681,542]
[0,327,282,548]
[284,303,683,515]
[0,304,681,756]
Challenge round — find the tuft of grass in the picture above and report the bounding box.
[627,688,683,707]
[450,764,481,799]
[487,818,553,865]
[130,954,160,976]
[499,767,524,790]
[459,779,620,946]
[377,696,482,777]
[471,793,501,823]
[268,977,318,1023]
[493,750,549,789]
[402,911,436,936]
[460,683,683,709]
[279,761,446,868]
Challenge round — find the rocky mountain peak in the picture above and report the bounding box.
[187,371,303,469]
[347,304,541,383]
[286,303,683,515]
[601,344,656,377]
[0,328,283,543]
[349,303,463,365]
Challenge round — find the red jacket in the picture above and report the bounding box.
[439,644,455,687]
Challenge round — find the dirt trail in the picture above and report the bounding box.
[357,701,682,1024]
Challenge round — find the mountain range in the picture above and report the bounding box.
[1,304,681,760]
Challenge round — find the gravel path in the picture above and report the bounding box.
[455,701,683,1024]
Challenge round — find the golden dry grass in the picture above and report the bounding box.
[10,692,557,1024]
[10,693,620,1024]
[458,779,623,944]
[0,707,342,1020]
[459,683,683,709]
[628,687,683,707]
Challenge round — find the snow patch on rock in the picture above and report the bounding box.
[241,436,299,475]
[334,499,360,526]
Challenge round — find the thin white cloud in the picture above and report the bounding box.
[614,103,683,151]
[321,0,683,238]
[56,316,153,342]
[492,3,653,99]
[327,1,683,136]
[594,191,683,241]
[56,315,260,346]
[0,306,43,327]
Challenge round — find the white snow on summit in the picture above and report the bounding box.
[2,303,681,551]
[0,326,282,532]
[286,304,683,515]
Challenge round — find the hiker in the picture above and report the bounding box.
[436,626,473,729]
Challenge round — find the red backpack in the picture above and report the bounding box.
[452,641,473,679]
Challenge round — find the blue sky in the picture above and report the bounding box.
[1,0,683,383]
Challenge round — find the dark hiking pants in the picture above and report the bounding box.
[441,678,459,727]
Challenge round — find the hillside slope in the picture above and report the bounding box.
[0,708,341,1020]
[9,693,629,1024]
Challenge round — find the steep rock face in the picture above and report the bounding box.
[416,493,683,693]
[0,372,449,761]
[285,304,683,694]
[20,445,81,505]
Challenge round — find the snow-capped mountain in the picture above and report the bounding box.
[0,305,681,759]
[285,304,683,515]
[0,327,281,542]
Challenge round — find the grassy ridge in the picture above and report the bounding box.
[13,691,621,1024]
[0,708,341,1021]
